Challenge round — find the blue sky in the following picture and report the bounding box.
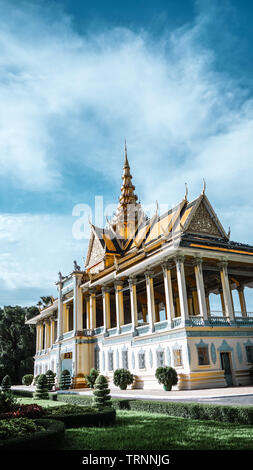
[1,0,253,307]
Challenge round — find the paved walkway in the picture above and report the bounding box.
[12,385,253,405]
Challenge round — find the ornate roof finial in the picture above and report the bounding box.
[124,138,128,165]
[111,141,145,240]
[73,260,81,271]
[184,182,188,201]
[202,178,206,195]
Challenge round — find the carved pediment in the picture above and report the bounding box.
[85,230,105,271]
[186,199,223,237]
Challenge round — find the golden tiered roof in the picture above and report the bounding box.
[85,146,231,273]
[111,141,145,242]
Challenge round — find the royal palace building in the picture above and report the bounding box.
[27,146,253,390]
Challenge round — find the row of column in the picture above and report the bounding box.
[55,257,248,341]
[36,317,57,352]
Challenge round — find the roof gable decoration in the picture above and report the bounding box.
[85,227,106,270]
[182,194,229,239]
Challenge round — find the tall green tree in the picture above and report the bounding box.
[0,305,37,384]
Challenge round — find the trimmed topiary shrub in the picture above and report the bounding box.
[33,374,49,400]
[45,370,55,391]
[155,366,178,391]
[93,375,112,409]
[85,368,99,389]
[1,375,11,392]
[59,370,72,390]
[113,369,134,390]
[22,374,34,386]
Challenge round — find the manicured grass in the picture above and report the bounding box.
[17,397,253,450]
[17,397,67,408]
[60,410,253,451]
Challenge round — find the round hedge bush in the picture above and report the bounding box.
[113,369,134,390]
[22,374,34,386]
[155,366,178,391]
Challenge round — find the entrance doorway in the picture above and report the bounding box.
[220,352,233,386]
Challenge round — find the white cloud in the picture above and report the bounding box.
[1,1,253,304]
[0,1,252,205]
[0,213,87,293]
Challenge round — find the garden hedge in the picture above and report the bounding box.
[0,419,65,450]
[56,393,253,425]
[13,389,57,400]
[44,406,116,428]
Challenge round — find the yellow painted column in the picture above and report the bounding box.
[129,277,138,332]
[193,258,208,320]
[192,290,199,315]
[46,320,51,349]
[102,286,111,332]
[73,273,83,332]
[188,294,194,316]
[89,289,97,330]
[56,280,63,341]
[62,304,68,333]
[175,296,181,317]
[40,323,44,350]
[155,302,160,322]
[219,261,235,320]
[50,318,56,347]
[162,262,175,328]
[142,305,147,322]
[219,289,226,315]
[237,285,247,317]
[145,270,156,332]
[206,293,211,316]
[85,296,90,329]
[175,255,189,325]
[114,280,124,333]
[36,324,40,352]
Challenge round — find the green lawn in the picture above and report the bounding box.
[18,397,67,408]
[17,397,253,450]
[60,410,253,451]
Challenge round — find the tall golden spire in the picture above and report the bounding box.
[119,140,138,207]
[112,141,144,241]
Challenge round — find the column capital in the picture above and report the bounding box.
[161,260,174,271]
[114,279,124,288]
[144,269,155,280]
[88,288,97,296]
[174,254,185,264]
[101,285,111,295]
[218,260,228,270]
[128,276,138,287]
[192,256,203,267]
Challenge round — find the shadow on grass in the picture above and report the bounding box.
[60,410,253,451]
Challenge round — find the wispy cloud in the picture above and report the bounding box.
[0,213,87,305]
[0,1,253,304]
